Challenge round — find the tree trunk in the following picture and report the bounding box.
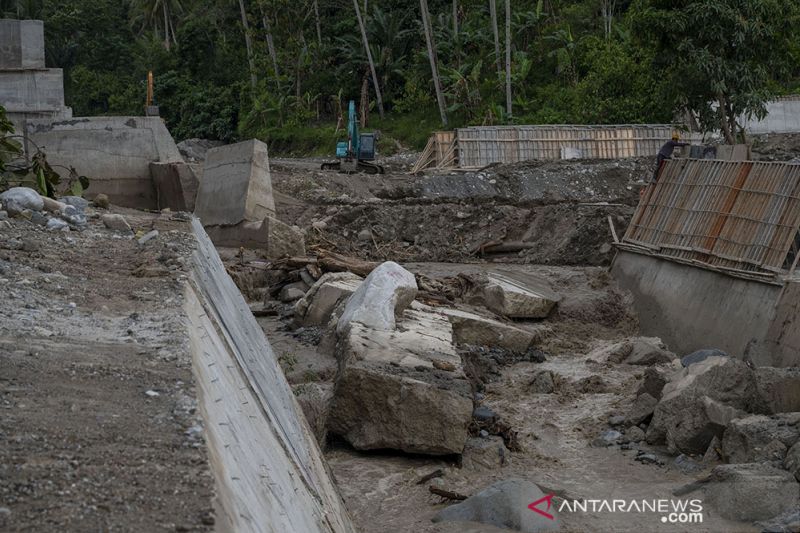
[504,0,512,117]
[313,0,322,45]
[353,0,385,119]
[162,3,171,51]
[718,94,735,144]
[263,14,281,90]
[238,0,257,89]
[489,0,501,74]
[360,71,369,128]
[420,0,448,126]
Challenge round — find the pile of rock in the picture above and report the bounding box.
[0,186,93,231]
[621,350,800,524]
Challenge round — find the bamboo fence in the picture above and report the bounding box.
[622,159,800,278]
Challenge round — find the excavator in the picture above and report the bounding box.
[321,100,384,174]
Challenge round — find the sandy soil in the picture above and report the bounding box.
[0,212,214,531]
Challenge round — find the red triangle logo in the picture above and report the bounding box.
[528,493,555,520]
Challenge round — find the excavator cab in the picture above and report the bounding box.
[321,101,384,174]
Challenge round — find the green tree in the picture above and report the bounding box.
[632,0,800,142]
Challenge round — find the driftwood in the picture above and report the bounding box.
[275,250,379,278]
[415,469,444,485]
[429,486,468,501]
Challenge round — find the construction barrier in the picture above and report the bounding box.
[622,159,800,279]
[413,125,700,171]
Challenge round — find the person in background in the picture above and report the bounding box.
[652,133,689,183]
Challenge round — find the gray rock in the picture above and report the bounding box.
[637,366,670,400]
[647,356,763,454]
[681,348,727,367]
[702,435,723,464]
[440,307,537,353]
[609,337,676,365]
[357,229,372,242]
[294,272,362,326]
[625,393,657,426]
[756,366,800,414]
[138,229,159,245]
[592,429,622,447]
[626,426,645,443]
[46,218,69,231]
[756,510,800,533]
[432,478,559,532]
[292,382,333,446]
[722,414,800,463]
[336,261,417,334]
[93,193,110,209]
[1,187,43,216]
[701,463,800,521]
[278,281,308,303]
[482,272,561,319]
[0,210,7,220]
[30,210,48,226]
[530,371,555,394]
[473,405,497,423]
[462,436,509,469]
[101,213,132,232]
[785,442,800,481]
[61,195,89,212]
[60,205,87,227]
[329,303,471,455]
[635,452,660,465]
[608,415,626,427]
[673,454,704,474]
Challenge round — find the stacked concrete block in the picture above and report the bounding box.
[0,19,71,131]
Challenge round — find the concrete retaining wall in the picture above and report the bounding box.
[611,250,791,365]
[186,219,353,532]
[742,97,800,134]
[24,117,183,209]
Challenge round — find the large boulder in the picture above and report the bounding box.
[756,367,800,414]
[439,307,537,353]
[647,356,763,454]
[637,366,672,400]
[611,337,676,366]
[721,413,800,464]
[625,393,658,426]
[785,442,800,481]
[432,478,559,532]
[700,463,800,521]
[336,261,417,334]
[482,273,560,319]
[294,272,362,326]
[461,436,510,470]
[328,303,471,455]
[1,187,43,216]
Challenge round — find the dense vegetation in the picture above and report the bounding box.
[1,0,798,153]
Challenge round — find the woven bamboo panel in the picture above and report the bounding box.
[624,159,800,275]
[456,124,694,168]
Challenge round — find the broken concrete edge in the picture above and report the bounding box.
[203,216,306,258]
[186,218,354,532]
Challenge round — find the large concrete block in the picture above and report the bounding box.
[701,463,800,521]
[194,139,275,226]
[25,117,182,209]
[204,216,305,259]
[0,19,45,69]
[0,69,67,114]
[329,304,472,455]
[150,161,199,211]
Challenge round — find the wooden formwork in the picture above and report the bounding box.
[411,131,457,172]
[622,159,800,279]
[455,124,695,168]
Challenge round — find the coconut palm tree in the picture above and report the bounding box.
[131,0,184,51]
